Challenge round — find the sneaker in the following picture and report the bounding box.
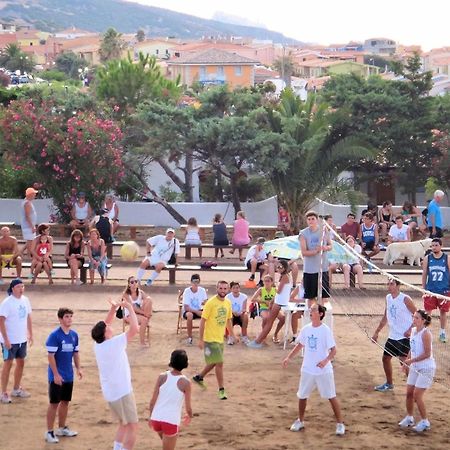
[246,340,263,349]
[55,426,78,437]
[257,280,264,287]
[45,431,59,443]
[186,337,193,345]
[145,279,153,287]
[249,274,255,281]
[227,336,235,345]
[290,419,305,432]
[1,392,12,404]
[374,382,393,392]
[412,419,430,433]
[11,387,30,398]
[218,388,228,400]
[398,416,415,428]
[439,332,447,343]
[192,375,206,389]
[336,423,346,436]
[241,336,250,345]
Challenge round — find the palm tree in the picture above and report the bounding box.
[0,43,35,73]
[273,52,296,88]
[99,28,126,62]
[263,89,374,231]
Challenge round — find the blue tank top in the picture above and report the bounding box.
[426,253,449,294]
[361,224,376,243]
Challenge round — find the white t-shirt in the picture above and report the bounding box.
[182,286,207,313]
[296,323,335,375]
[147,235,180,263]
[244,245,267,265]
[226,292,248,314]
[389,224,409,242]
[94,333,132,402]
[0,294,32,344]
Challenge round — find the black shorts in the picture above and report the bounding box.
[362,240,375,251]
[66,257,85,268]
[1,342,27,361]
[246,261,265,270]
[232,315,243,327]
[49,381,74,404]
[303,272,330,300]
[183,311,201,320]
[428,227,443,238]
[383,338,410,358]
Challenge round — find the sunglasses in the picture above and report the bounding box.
[192,279,200,283]
[129,280,137,284]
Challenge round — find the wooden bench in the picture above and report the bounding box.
[180,242,251,259]
[0,222,15,227]
[180,224,278,241]
[128,225,155,240]
[156,264,248,284]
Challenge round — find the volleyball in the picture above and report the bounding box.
[120,241,140,261]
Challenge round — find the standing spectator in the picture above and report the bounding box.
[93,209,113,245]
[427,190,445,238]
[0,278,33,404]
[340,213,359,240]
[45,308,82,443]
[212,213,229,258]
[398,310,435,433]
[104,194,120,236]
[372,279,416,392]
[87,229,107,284]
[388,215,411,244]
[184,217,202,258]
[69,192,93,234]
[377,201,395,241]
[136,229,180,286]
[20,187,38,260]
[283,304,345,436]
[358,213,380,260]
[277,205,291,236]
[422,238,449,343]
[64,230,85,285]
[229,211,252,261]
[192,281,235,400]
[225,281,249,345]
[92,298,139,450]
[182,274,208,345]
[149,350,193,450]
[244,237,269,286]
[299,211,332,308]
[0,226,22,283]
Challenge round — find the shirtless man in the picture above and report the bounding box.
[0,227,22,284]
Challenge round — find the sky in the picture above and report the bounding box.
[126,0,450,51]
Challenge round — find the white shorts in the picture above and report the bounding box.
[22,228,36,241]
[297,371,336,399]
[144,255,167,267]
[407,367,435,389]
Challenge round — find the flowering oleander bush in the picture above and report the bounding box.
[1,99,125,222]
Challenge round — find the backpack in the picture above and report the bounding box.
[200,261,217,270]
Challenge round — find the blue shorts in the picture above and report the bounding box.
[2,342,27,361]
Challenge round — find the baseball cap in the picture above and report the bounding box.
[7,278,23,296]
[77,192,86,198]
[25,187,38,196]
[166,228,175,234]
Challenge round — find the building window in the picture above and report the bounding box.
[235,66,242,76]
[199,66,206,78]
[217,66,224,76]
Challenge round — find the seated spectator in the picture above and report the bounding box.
[340,213,359,239]
[92,209,113,245]
[341,236,364,289]
[121,276,152,347]
[86,228,107,284]
[103,194,120,235]
[324,215,338,238]
[388,215,411,244]
[30,223,54,277]
[31,232,53,284]
[0,226,22,283]
[225,281,249,345]
[248,275,285,343]
[64,229,85,285]
[244,237,269,286]
[69,192,93,234]
[377,201,394,241]
[360,201,378,223]
[184,217,202,258]
[182,274,208,345]
[212,213,229,258]
[401,201,421,230]
[358,213,380,260]
[277,205,291,236]
[230,211,252,261]
[136,228,180,286]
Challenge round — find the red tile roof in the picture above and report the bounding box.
[168,48,258,65]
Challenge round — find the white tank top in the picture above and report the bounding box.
[275,277,292,306]
[105,203,117,220]
[75,202,89,220]
[124,291,143,317]
[185,226,201,241]
[386,292,413,341]
[150,371,186,425]
[410,327,435,370]
[20,199,37,232]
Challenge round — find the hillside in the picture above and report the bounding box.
[0,0,300,44]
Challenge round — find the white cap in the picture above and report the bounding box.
[166,228,175,234]
[434,190,445,198]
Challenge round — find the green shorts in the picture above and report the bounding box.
[204,342,224,365]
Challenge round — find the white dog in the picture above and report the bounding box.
[383,238,432,266]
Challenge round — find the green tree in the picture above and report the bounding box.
[55,51,86,79]
[99,27,126,62]
[136,29,145,42]
[273,52,296,88]
[0,43,35,73]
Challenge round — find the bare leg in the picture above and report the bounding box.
[405,384,414,416]
[382,354,393,385]
[1,359,13,392]
[215,363,224,389]
[46,402,59,430]
[439,311,447,331]
[255,305,281,344]
[298,398,307,421]
[162,434,178,450]
[329,397,343,423]
[15,256,23,278]
[58,400,69,428]
[13,357,25,390]
[413,387,428,420]
[342,264,350,288]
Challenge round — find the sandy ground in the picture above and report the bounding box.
[1,284,450,450]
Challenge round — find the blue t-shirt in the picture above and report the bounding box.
[46,327,79,383]
[427,200,442,228]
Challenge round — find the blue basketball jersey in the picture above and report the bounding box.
[361,224,376,243]
[426,253,449,294]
